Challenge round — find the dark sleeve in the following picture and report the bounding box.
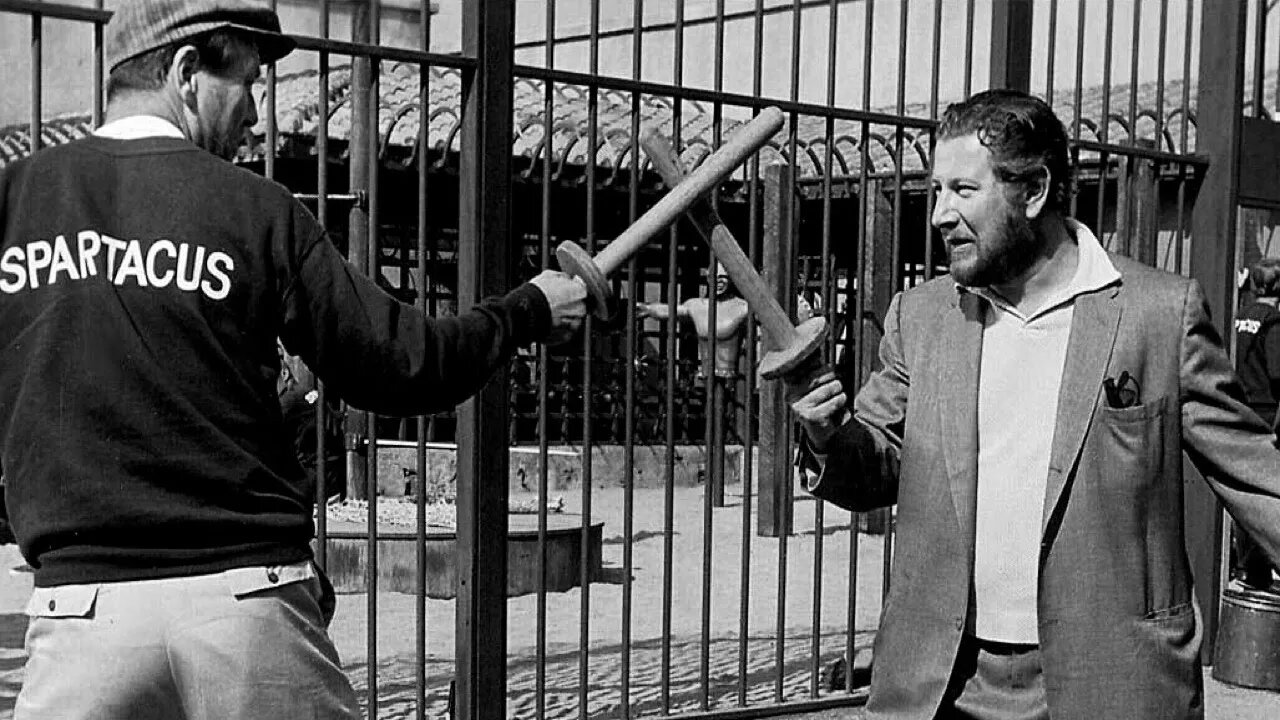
[804,292,906,512]
[277,205,549,417]
[1263,311,1280,381]
[1180,281,1280,569]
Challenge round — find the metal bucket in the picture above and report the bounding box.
[1212,584,1280,690]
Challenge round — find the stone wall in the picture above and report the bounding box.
[373,442,756,499]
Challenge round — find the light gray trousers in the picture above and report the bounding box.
[16,562,358,720]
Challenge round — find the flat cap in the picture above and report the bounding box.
[105,0,296,72]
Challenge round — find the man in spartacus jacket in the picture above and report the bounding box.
[0,1,586,718]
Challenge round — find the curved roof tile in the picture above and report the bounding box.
[1,63,1212,173]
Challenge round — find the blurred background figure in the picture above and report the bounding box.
[638,265,749,504]
[1232,258,1280,591]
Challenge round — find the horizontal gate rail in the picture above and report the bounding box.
[0,0,109,22]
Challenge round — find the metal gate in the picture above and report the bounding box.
[0,1,1250,718]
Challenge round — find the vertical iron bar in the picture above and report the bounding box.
[661,3,688,710]
[700,0,730,708]
[1096,0,1115,241]
[578,2,601,717]
[925,0,942,285]
[884,0,911,602]
[1046,0,1059,105]
[930,0,942,118]
[93,0,103,127]
[963,0,976,97]
[1155,0,1169,149]
[1128,0,1142,144]
[742,0,768,706]
[364,3,382,714]
[537,5,556,718]
[660,110,680,718]
[1182,0,1193,157]
[1275,0,1280,118]
[810,0,840,695]
[30,12,41,156]
[700,205,718,710]
[738,132,760,710]
[415,4,433,719]
[313,0,331,575]
[621,5,643,717]
[1070,0,1087,218]
[456,0,516,716]
[852,0,877,686]
[1175,0,1193,275]
[265,0,278,180]
[1255,0,1267,117]
[774,0,804,703]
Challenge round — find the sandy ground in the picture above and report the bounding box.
[1,482,1278,718]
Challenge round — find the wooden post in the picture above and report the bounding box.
[857,181,895,535]
[344,1,371,501]
[455,0,516,715]
[1127,140,1159,267]
[989,0,1033,93]
[1190,0,1248,664]
[758,162,795,537]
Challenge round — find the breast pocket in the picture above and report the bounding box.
[1094,395,1169,493]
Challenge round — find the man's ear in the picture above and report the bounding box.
[1023,165,1051,220]
[170,45,201,109]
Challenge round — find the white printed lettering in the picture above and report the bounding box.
[114,240,149,287]
[1237,318,1262,334]
[175,244,206,292]
[77,230,100,278]
[4,232,235,300]
[202,251,234,300]
[146,240,177,287]
[99,234,127,280]
[25,240,52,290]
[0,246,26,293]
[47,235,81,284]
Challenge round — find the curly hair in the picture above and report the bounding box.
[937,89,1074,214]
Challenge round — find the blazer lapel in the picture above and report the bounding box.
[940,291,984,543]
[1042,285,1122,534]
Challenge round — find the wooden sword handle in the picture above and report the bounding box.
[588,106,786,277]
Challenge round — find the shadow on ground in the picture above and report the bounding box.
[341,632,872,720]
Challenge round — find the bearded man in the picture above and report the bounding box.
[787,89,1280,719]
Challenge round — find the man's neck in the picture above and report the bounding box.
[989,216,1077,315]
[103,94,190,139]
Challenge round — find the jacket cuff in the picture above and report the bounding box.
[501,282,552,345]
[807,419,876,500]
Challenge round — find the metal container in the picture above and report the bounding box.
[1212,585,1280,690]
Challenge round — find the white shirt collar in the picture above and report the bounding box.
[962,217,1121,321]
[94,115,185,141]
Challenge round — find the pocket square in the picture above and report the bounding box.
[1103,370,1141,409]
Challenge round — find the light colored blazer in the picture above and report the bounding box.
[812,254,1280,720]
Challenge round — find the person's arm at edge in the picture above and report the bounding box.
[637,300,693,322]
[1181,279,1280,569]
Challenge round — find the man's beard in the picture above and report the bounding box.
[949,208,1041,288]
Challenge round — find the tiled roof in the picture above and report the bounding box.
[0,63,1218,174]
